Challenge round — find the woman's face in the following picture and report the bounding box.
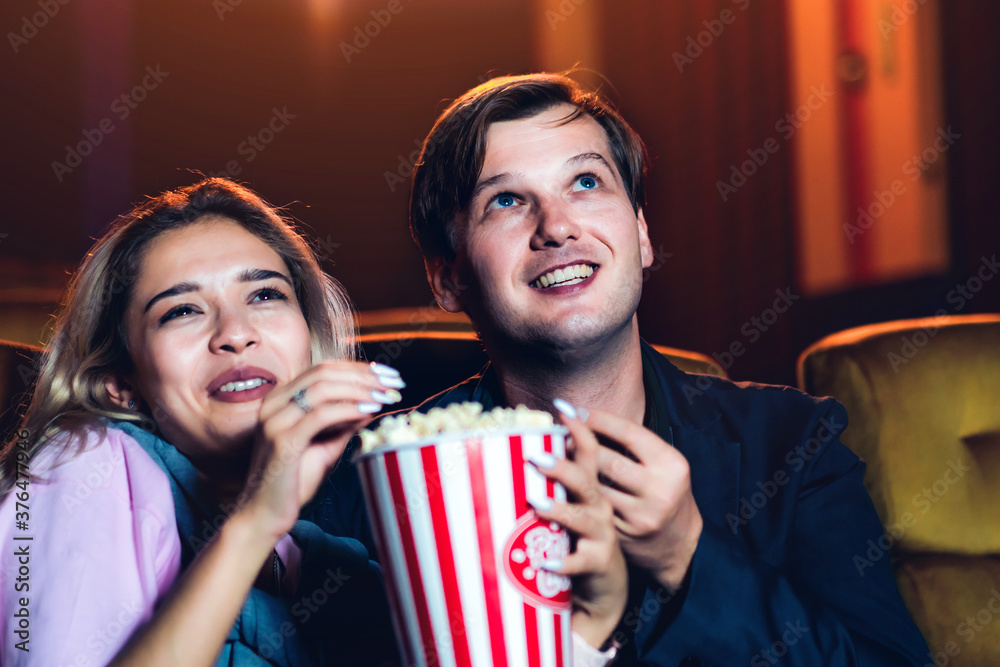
[122,217,313,466]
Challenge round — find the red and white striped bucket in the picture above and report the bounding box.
[355,427,574,666]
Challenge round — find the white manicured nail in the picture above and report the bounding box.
[357,402,381,414]
[371,389,402,404]
[530,496,553,511]
[552,398,578,420]
[542,559,564,572]
[370,362,400,377]
[528,452,557,469]
[377,375,406,389]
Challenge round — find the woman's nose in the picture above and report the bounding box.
[209,308,258,353]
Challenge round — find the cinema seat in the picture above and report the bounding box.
[797,314,1000,665]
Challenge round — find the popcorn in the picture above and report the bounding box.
[359,401,555,452]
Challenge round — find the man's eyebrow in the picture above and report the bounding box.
[142,269,293,314]
[566,152,614,171]
[143,282,199,314]
[470,172,513,206]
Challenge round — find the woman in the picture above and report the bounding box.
[0,177,625,665]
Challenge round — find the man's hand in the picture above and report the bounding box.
[529,403,628,650]
[586,409,703,592]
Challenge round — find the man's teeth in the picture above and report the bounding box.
[534,264,594,288]
[218,378,267,393]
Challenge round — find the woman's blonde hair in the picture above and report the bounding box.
[0,177,355,499]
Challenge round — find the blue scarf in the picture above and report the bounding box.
[112,420,397,666]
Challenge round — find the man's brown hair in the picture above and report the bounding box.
[409,73,649,262]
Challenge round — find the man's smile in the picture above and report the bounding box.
[530,263,597,289]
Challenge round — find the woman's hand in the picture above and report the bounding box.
[239,360,403,540]
[528,401,628,651]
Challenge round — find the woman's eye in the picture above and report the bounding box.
[159,305,197,324]
[573,175,598,191]
[488,193,517,210]
[252,287,288,302]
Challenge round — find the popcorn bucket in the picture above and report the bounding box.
[355,427,574,666]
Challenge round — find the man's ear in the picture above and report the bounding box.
[637,207,655,269]
[425,257,465,313]
[106,375,140,410]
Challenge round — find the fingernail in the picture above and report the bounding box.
[528,452,557,469]
[530,496,553,511]
[371,389,402,404]
[552,398,578,420]
[577,407,589,422]
[377,375,406,389]
[357,402,381,414]
[370,362,400,377]
[542,559,563,572]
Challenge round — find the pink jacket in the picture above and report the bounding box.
[0,427,181,666]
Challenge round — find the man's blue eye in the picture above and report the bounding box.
[489,194,517,208]
[575,176,597,190]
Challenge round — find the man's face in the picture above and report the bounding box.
[431,103,653,358]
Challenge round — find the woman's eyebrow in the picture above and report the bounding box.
[239,268,293,286]
[142,270,292,314]
[144,282,199,314]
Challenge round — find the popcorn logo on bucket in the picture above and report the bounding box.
[503,513,571,608]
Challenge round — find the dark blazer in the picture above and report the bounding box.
[375,341,930,666]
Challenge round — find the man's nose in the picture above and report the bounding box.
[530,198,582,249]
[209,307,258,354]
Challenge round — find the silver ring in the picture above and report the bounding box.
[291,388,312,413]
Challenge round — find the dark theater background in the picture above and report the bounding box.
[1,0,998,386]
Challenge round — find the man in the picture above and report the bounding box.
[405,73,929,664]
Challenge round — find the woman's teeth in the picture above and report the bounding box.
[533,264,594,289]
[218,378,267,393]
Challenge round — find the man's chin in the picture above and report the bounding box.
[493,325,623,365]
